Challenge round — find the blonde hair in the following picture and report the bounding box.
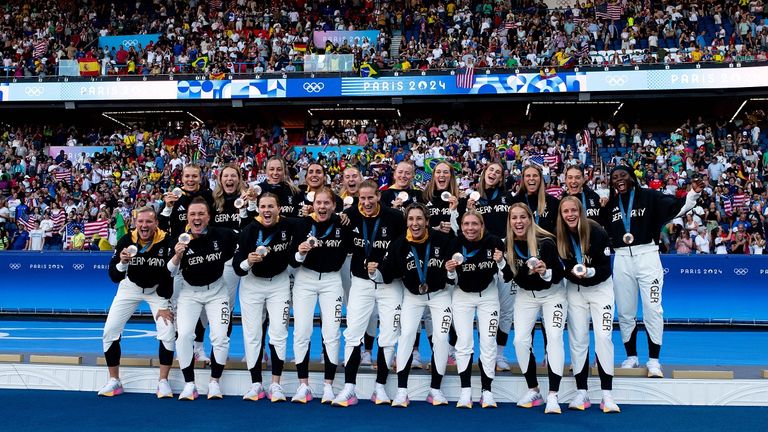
[460,209,485,236]
[213,164,243,212]
[478,162,506,199]
[266,156,300,195]
[505,203,554,276]
[520,164,547,218]
[555,196,594,260]
[393,161,415,189]
[339,166,362,197]
[423,161,459,203]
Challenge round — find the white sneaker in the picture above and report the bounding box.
[243,382,265,401]
[568,390,591,410]
[321,384,335,404]
[411,350,423,369]
[517,389,544,408]
[156,379,173,399]
[601,392,621,413]
[178,382,198,401]
[426,388,448,406]
[268,383,287,403]
[456,388,472,409]
[360,350,373,366]
[371,383,391,405]
[193,341,210,364]
[391,388,409,408]
[480,390,497,408]
[545,393,562,414]
[291,383,313,404]
[621,356,639,368]
[647,359,664,378]
[496,354,511,371]
[207,380,223,399]
[97,378,123,397]
[331,385,358,407]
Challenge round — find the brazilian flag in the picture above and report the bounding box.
[192,55,209,70]
[359,61,379,78]
[425,158,462,174]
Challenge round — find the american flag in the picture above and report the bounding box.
[723,194,749,216]
[528,155,546,166]
[546,185,564,199]
[33,40,47,58]
[596,1,623,20]
[51,210,66,232]
[192,133,207,160]
[544,154,559,167]
[582,128,592,151]
[18,215,38,231]
[65,219,109,249]
[456,65,474,89]
[53,168,72,183]
[209,0,223,10]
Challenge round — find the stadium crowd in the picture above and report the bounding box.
[1,0,767,77]
[0,108,766,254]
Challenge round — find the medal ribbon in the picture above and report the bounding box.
[410,242,431,286]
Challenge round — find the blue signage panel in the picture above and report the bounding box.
[98,34,162,50]
[1,253,767,322]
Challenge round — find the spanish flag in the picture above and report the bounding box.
[78,58,99,76]
[209,71,226,80]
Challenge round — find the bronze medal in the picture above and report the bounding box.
[419,283,429,294]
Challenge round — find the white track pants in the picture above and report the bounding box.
[453,282,499,380]
[176,278,230,371]
[396,289,452,376]
[497,278,517,335]
[102,278,175,353]
[292,268,343,365]
[343,276,403,367]
[341,255,352,303]
[613,250,664,346]
[222,257,239,312]
[513,283,567,377]
[240,270,291,371]
[566,279,615,377]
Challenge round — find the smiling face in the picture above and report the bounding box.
[407,208,427,239]
[484,164,502,188]
[306,164,325,189]
[135,210,158,242]
[343,168,362,193]
[266,159,285,184]
[394,163,414,188]
[565,167,584,194]
[313,190,335,222]
[258,195,279,226]
[358,185,379,216]
[187,202,210,236]
[522,167,541,194]
[220,166,239,194]
[182,166,201,191]
[433,163,452,190]
[461,214,483,241]
[560,199,581,231]
[611,169,634,194]
[508,206,531,239]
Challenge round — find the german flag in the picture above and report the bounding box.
[78,58,99,76]
[293,42,307,52]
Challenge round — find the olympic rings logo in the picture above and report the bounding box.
[24,86,44,96]
[303,82,325,93]
[733,268,749,276]
[122,40,140,47]
[9,263,21,270]
[73,264,85,271]
[604,75,628,86]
